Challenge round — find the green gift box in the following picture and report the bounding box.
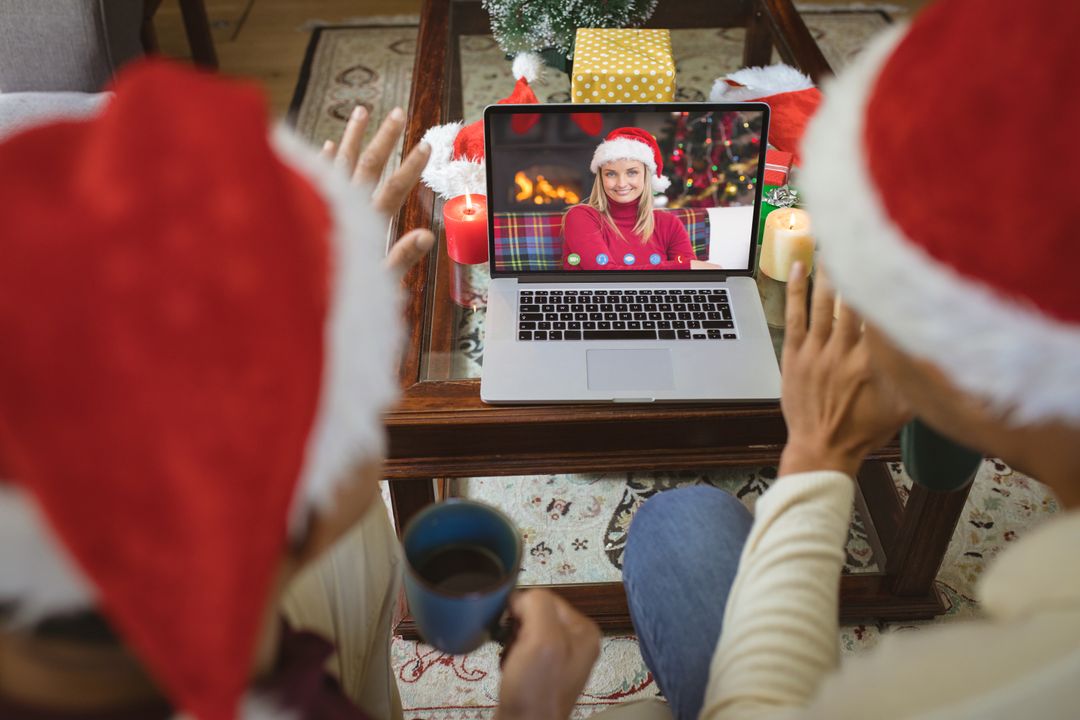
[757,184,779,246]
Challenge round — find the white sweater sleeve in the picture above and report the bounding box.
[700,470,855,720]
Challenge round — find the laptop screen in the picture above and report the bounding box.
[484,103,769,277]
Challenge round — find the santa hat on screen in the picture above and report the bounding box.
[802,0,1080,425]
[421,52,603,199]
[0,60,401,719]
[589,126,671,193]
[710,63,822,165]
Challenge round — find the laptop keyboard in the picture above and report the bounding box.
[517,288,737,341]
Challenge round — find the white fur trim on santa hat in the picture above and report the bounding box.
[272,127,403,530]
[169,691,299,720]
[590,137,671,193]
[709,63,814,102]
[512,52,544,83]
[0,484,97,624]
[419,121,486,199]
[803,24,1080,425]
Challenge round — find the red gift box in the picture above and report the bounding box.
[763,149,794,186]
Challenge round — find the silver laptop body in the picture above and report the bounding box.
[480,103,781,403]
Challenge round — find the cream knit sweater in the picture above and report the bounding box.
[700,471,1080,720]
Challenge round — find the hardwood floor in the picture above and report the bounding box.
[151,0,421,116]
[150,0,928,118]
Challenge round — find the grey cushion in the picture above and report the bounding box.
[0,0,145,92]
[0,92,110,142]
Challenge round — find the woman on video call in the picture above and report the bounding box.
[562,127,719,271]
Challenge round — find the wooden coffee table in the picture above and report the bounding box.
[387,0,972,636]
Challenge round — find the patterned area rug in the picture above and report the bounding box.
[290,9,1062,718]
[389,460,1058,717]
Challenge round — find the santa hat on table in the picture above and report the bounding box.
[0,60,401,719]
[710,63,821,165]
[589,126,671,193]
[802,0,1080,425]
[421,52,603,199]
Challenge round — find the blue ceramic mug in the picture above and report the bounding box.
[402,499,522,654]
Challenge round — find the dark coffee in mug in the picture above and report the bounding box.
[402,499,521,654]
[417,543,505,594]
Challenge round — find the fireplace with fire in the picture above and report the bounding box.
[512,166,583,209]
[487,112,613,214]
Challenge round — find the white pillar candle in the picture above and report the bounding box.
[756,208,814,327]
[759,208,813,281]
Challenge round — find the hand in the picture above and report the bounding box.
[320,105,435,279]
[496,590,601,720]
[690,259,722,270]
[779,263,912,478]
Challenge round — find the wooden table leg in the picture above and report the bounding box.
[390,477,436,631]
[743,6,775,67]
[388,477,437,539]
[887,479,973,596]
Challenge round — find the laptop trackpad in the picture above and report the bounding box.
[586,349,675,392]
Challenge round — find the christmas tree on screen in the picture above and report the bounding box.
[657,111,764,209]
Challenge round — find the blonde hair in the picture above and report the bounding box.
[563,165,656,243]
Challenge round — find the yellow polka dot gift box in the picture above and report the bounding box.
[571,28,676,103]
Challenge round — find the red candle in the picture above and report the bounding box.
[443,193,488,265]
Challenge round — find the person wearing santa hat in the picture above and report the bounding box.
[0,60,616,720]
[622,0,1080,718]
[562,127,720,272]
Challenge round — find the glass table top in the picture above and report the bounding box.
[417,13,892,381]
[424,30,765,381]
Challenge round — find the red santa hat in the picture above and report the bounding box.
[589,126,671,193]
[709,63,822,165]
[421,52,603,199]
[802,0,1080,425]
[0,60,402,719]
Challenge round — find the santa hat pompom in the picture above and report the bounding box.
[512,51,544,83]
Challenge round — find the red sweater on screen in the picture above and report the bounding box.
[561,198,695,271]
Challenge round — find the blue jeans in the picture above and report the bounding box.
[623,486,754,720]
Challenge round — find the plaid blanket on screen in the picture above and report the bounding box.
[493,207,710,272]
[493,212,565,272]
[680,208,710,261]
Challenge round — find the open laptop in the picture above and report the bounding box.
[480,102,781,403]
